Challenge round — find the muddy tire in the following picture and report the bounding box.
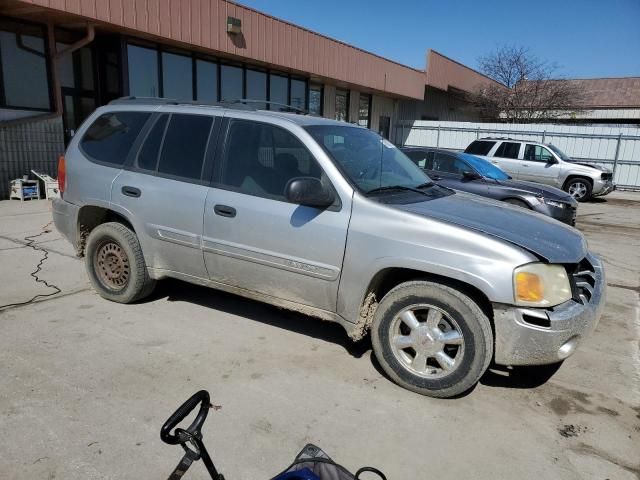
[85,222,156,303]
[371,281,493,398]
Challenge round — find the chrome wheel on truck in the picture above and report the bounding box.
[565,178,592,202]
[372,281,493,398]
[389,304,464,379]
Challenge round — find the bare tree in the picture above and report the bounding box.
[470,45,586,122]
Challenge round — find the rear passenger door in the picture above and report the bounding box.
[111,112,219,279]
[488,142,522,178]
[202,118,351,312]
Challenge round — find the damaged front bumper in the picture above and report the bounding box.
[593,179,616,197]
[492,252,605,366]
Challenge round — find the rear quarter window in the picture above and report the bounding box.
[493,142,520,159]
[80,111,151,166]
[464,140,495,156]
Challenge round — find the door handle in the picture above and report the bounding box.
[214,204,236,218]
[122,186,141,198]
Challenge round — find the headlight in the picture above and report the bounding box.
[543,199,565,209]
[513,263,572,307]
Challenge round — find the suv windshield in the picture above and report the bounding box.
[547,144,571,161]
[461,153,510,181]
[305,125,431,193]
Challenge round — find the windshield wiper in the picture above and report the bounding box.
[366,182,435,196]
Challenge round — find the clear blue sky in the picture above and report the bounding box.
[236,0,640,78]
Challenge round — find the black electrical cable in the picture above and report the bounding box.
[0,221,62,310]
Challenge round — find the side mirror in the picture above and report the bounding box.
[285,177,335,209]
[547,157,558,165]
[462,170,481,180]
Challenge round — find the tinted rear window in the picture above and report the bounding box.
[80,112,151,166]
[136,114,168,171]
[464,140,495,156]
[157,114,213,181]
[494,142,520,159]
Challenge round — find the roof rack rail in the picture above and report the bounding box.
[108,96,252,110]
[230,99,309,115]
[108,96,309,114]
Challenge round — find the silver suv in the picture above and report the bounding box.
[53,99,605,398]
[465,138,615,202]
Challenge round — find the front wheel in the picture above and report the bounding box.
[371,281,493,398]
[565,178,592,202]
[85,222,156,303]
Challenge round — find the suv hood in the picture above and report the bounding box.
[566,161,612,173]
[395,191,587,263]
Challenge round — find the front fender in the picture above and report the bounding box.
[336,195,538,324]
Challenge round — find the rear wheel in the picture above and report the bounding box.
[371,281,493,398]
[565,178,592,202]
[85,222,156,303]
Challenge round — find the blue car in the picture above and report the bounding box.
[401,147,578,226]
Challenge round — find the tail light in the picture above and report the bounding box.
[57,155,66,195]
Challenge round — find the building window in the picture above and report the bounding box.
[123,41,312,114]
[196,59,218,102]
[162,52,193,101]
[0,19,51,110]
[335,89,349,122]
[246,69,267,109]
[269,74,288,110]
[358,93,371,128]
[127,44,159,97]
[309,84,323,116]
[220,64,242,102]
[290,78,306,111]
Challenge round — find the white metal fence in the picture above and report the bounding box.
[395,121,640,190]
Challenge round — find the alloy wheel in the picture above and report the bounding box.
[568,181,588,200]
[389,304,465,379]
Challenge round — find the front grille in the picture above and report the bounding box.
[569,258,596,305]
[570,205,577,226]
[601,172,613,181]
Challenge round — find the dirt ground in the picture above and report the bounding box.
[0,192,638,479]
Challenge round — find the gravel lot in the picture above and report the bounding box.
[1,192,638,480]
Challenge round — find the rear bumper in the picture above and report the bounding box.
[492,252,605,366]
[52,198,80,252]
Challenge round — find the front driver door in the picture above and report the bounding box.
[202,118,351,312]
[489,141,522,178]
[520,144,561,186]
